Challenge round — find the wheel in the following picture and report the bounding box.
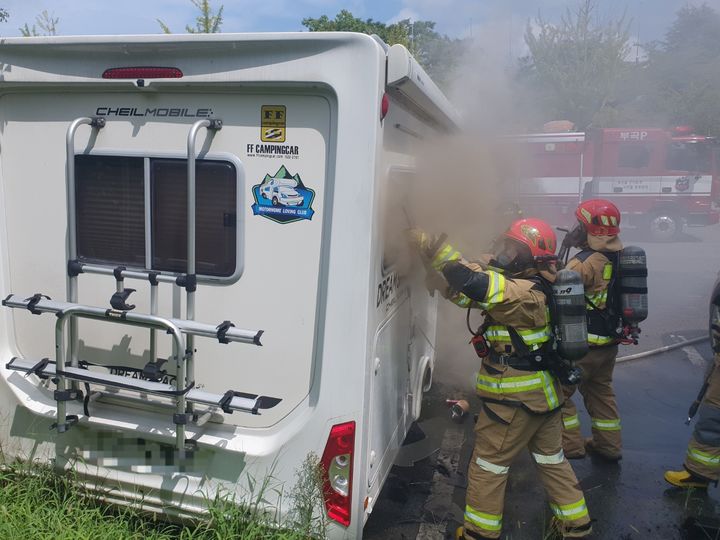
[261,193,267,199]
[649,214,683,242]
[272,196,279,206]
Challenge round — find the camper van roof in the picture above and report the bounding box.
[0,32,459,132]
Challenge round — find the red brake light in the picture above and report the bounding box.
[381,93,390,121]
[320,421,355,527]
[102,67,183,79]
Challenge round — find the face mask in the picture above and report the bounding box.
[564,223,586,248]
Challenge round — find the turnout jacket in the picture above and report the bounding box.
[567,235,623,347]
[430,242,563,414]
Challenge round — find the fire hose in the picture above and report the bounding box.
[616,336,709,364]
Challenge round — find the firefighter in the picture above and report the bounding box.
[409,219,592,540]
[560,199,623,461]
[664,302,720,489]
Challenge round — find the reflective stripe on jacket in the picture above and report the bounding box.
[431,242,563,413]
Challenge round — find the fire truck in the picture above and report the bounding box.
[509,127,720,241]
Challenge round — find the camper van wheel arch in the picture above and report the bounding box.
[648,212,684,242]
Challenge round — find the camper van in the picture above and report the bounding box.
[0,33,459,538]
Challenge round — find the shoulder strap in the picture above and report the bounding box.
[573,249,595,263]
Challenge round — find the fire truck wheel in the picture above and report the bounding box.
[649,214,683,242]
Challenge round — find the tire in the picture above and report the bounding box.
[261,193,267,199]
[648,214,683,242]
[272,196,279,206]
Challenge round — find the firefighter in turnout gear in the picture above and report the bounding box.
[560,199,624,461]
[664,296,720,489]
[409,219,592,540]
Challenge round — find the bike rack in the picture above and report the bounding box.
[3,117,280,451]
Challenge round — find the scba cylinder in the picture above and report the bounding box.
[552,269,588,361]
[619,245,648,324]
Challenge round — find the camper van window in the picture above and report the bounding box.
[151,159,236,276]
[617,144,651,169]
[75,155,237,277]
[666,142,712,173]
[75,155,146,267]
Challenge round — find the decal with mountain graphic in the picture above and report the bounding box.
[251,165,316,224]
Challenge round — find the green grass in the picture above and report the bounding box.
[0,454,327,540]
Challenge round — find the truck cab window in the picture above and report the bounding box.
[617,145,651,169]
[75,155,237,278]
[666,142,712,173]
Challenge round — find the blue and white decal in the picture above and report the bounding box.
[251,165,315,224]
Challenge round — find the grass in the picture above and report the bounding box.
[0,453,327,540]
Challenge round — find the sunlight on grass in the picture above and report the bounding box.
[0,453,327,540]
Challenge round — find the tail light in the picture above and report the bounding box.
[102,67,183,79]
[320,421,355,527]
[381,93,390,121]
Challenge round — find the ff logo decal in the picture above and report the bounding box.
[251,165,315,224]
[261,105,286,143]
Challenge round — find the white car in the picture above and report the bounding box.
[260,178,304,206]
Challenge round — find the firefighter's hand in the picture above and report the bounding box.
[406,228,431,254]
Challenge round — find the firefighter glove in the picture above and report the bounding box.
[406,228,436,259]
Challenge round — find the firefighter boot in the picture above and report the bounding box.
[585,437,621,462]
[664,469,710,489]
[550,517,593,539]
[455,526,495,540]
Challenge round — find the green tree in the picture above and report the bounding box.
[20,10,59,37]
[158,0,223,34]
[302,10,409,47]
[632,4,720,135]
[0,8,8,23]
[521,0,631,128]
[302,10,466,89]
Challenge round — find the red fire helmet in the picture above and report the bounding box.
[504,218,557,259]
[576,199,621,236]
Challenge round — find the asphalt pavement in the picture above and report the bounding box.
[365,223,720,540]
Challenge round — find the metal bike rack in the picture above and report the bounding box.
[2,117,280,451]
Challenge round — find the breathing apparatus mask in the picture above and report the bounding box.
[489,238,534,276]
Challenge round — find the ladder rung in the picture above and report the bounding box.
[6,358,281,414]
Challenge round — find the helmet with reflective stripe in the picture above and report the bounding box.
[504,218,557,260]
[576,199,621,236]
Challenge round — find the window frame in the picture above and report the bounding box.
[75,150,245,285]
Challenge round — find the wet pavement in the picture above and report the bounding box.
[365,223,720,539]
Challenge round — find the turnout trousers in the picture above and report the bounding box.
[561,344,621,458]
[685,355,720,481]
[464,402,591,539]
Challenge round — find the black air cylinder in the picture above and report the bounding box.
[553,269,589,361]
[618,246,648,325]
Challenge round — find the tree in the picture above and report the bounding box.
[521,0,631,129]
[158,0,223,34]
[302,10,409,47]
[20,10,59,37]
[302,10,466,89]
[397,19,466,88]
[0,8,8,23]
[631,4,720,135]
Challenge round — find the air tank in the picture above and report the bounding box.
[618,246,648,325]
[552,269,588,361]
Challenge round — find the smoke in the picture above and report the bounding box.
[397,22,537,388]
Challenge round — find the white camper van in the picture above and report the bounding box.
[0,33,459,538]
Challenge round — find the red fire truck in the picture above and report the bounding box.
[509,127,720,241]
